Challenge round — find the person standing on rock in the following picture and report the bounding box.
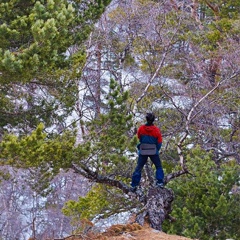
[130,113,164,192]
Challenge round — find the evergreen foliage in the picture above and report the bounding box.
[62,184,138,231]
[0,0,240,238]
[0,123,76,194]
[0,79,137,194]
[163,147,240,240]
[0,0,112,133]
[78,79,137,173]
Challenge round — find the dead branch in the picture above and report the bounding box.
[71,163,130,194]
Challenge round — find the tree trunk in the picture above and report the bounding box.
[95,43,102,119]
[71,163,175,231]
[135,186,174,231]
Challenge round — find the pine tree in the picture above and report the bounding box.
[163,147,240,240]
[0,0,112,133]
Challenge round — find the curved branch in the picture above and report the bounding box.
[165,169,190,184]
[177,73,238,169]
[71,163,130,194]
[136,50,168,103]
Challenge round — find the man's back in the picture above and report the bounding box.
[138,124,162,145]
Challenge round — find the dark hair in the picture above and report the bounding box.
[146,112,155,124]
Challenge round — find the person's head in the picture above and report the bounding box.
[146,112,155,125]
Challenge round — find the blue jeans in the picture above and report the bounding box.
[131,154,164,187]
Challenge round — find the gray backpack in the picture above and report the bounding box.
[139,144,156,155]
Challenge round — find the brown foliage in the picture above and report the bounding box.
[51,224,193,240]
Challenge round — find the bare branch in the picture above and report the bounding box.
[177,72,239,169]
[165,169,189,184]
[71,163,130,194]
[136,51,168,103]
[136,25,181,103]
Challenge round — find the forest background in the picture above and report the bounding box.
[0,0,240,239]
